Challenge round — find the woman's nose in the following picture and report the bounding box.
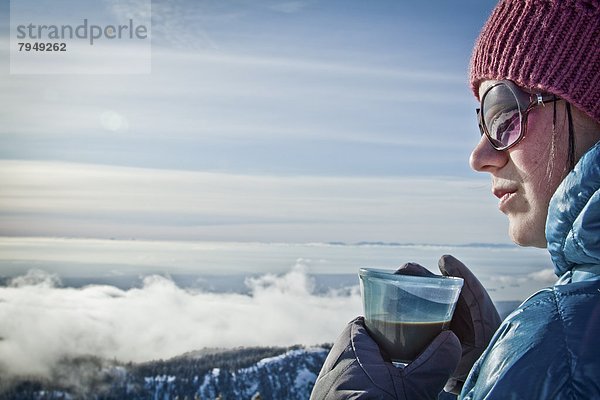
[469,135,509,172]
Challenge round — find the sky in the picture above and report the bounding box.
[0,0,504,244]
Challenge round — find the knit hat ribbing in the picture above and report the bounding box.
[469,0,600,124]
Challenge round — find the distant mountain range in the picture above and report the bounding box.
[0,345,330,400]
[329,241,517,248]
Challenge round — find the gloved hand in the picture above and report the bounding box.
[310,316,461,400]
[437,255,501,395]
[311,262,460,400]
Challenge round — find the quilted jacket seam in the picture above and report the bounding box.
[552,289,576,400]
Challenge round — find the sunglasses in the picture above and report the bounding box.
[476,80,559,151]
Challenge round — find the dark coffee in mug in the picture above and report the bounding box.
[366,317,449,362]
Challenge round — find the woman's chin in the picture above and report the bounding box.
[508,223,547,248]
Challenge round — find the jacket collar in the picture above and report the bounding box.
[546,141,600,277]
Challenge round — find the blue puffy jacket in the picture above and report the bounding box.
[460,141,600,399]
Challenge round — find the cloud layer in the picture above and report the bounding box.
[0,160,506,243]
[0,239,556,380]
[0,264,361,379]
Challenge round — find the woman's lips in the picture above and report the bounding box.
[493,188,517,212]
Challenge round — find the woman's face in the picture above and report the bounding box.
[470,80,570,248]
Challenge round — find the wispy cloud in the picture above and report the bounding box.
[1,0,486,175]
[490,268,557,286]
[0,39,467,134]
[0,160,504,243]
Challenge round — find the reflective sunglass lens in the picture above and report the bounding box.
[481,83,522,149]
[492,109,520,147]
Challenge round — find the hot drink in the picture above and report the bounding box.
[366,318,449,362]
[359,268,463,363]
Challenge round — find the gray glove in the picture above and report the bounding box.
[437,255,501,395]
[310,316,461,400]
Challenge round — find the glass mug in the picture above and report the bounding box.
[359,268,463,363]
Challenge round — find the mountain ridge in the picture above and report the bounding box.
[0,345,330,400]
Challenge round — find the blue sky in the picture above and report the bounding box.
[0,0,509,244]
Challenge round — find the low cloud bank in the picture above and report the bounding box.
[489,268,557,286]
[0,263,361,379]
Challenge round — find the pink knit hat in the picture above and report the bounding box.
[470,0,600,124]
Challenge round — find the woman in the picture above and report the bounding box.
[310,0,600,399]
